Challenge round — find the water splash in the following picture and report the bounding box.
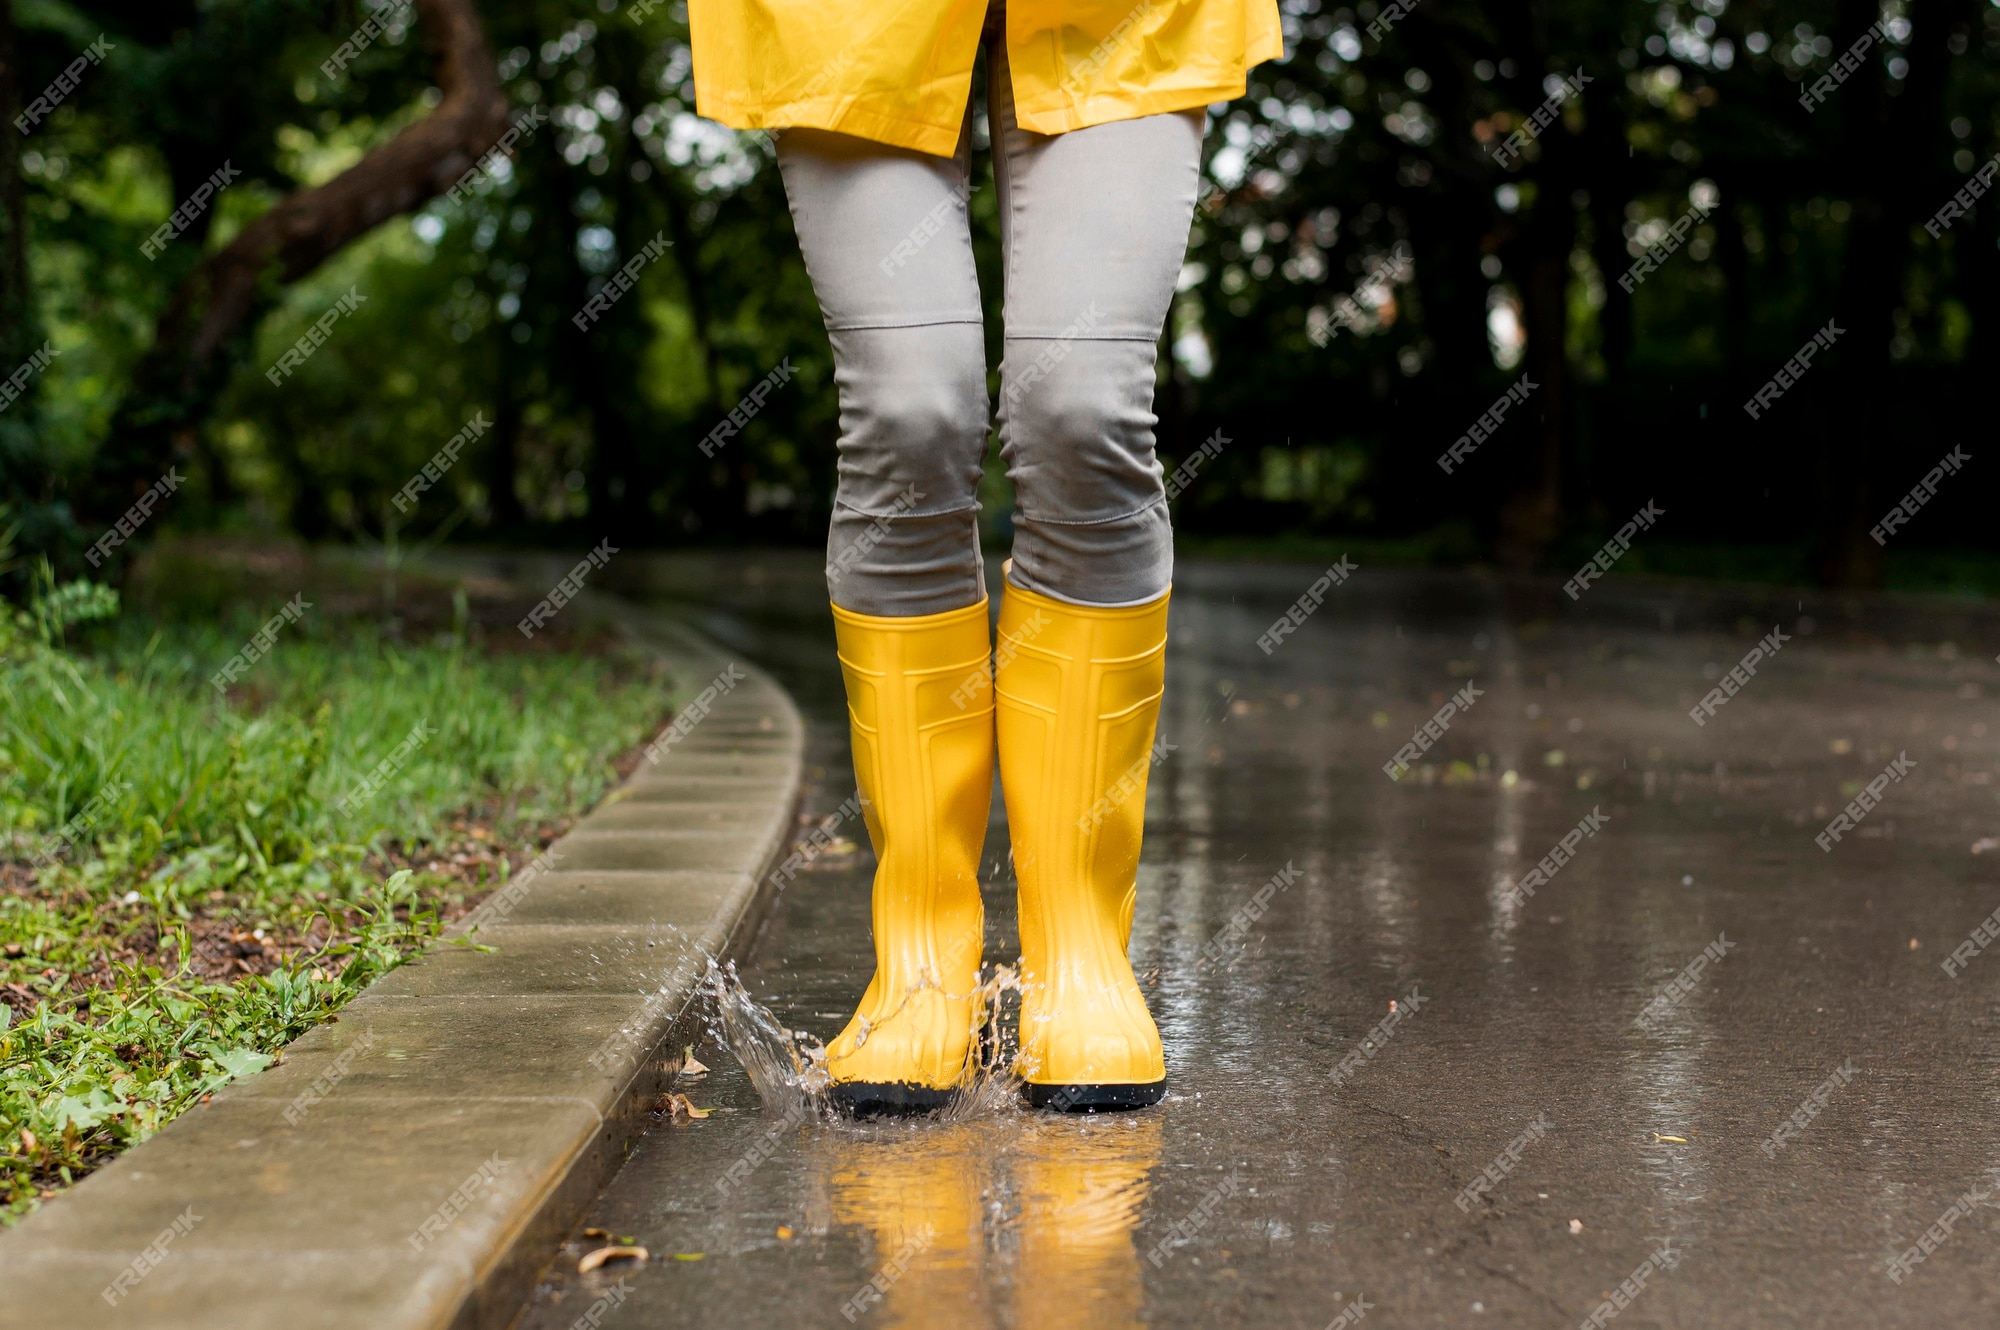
[939,962,1028,1122]
[704,957,1030,1123]
[706,958,833,1119]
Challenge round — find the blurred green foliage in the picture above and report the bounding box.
[1,0,1995,582]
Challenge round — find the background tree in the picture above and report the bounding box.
[0,0,1992,590]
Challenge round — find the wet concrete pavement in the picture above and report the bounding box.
[519,553,2000,1329]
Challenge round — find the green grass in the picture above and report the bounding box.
[0,560,675,1219]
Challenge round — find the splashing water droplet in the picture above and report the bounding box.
[702,959,1033,1123]
[705,960,831,1119]
[937,963,1027,1123]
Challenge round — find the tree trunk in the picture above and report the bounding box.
[1714,197,1751,369]
[1816,0,1959,586]
[1583,82,1634,381]
[1491,2,1574,574]
[1498,218,1572,572]
[0,0,26,362]
[81,0,510,543]
[0,0,64,586]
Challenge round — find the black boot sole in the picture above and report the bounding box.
[1025,1081,1166,1112]
[829,1082,956,1118]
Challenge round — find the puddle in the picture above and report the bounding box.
[522,555,2000,1328]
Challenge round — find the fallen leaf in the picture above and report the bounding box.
[673,1252,705,1262]
[578,1245,648,1273]
[776,1226,794,1240]
[582,1227,611,1240]
[658,1092,712,1121]
[211,1046,275,1081]
[1568,1219,1583,1235]
[680,1048,710,1076]
[1653,1134,1688,1144]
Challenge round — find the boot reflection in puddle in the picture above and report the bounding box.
[1006,1113,1162,1328]
[816,1123,996,1330]
[814,1115,1162,1327]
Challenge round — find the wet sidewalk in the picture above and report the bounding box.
[521,553,2000,1330]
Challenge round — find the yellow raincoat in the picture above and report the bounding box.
[689,0,1284,157]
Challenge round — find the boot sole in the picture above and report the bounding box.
[1025,1081,1166,1112]
[829,1082,957,1118]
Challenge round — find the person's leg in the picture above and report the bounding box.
[989,45,1202,607]
[775,125,990,616]
[775,121,993,1114]
[986,38,1204,1109]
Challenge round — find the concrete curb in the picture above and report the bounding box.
[0,603,806,1329]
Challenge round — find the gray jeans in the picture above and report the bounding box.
[776,6,1204,616]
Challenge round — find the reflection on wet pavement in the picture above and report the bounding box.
[815,1124,992,1328]
[1008,1115,1158,1328]
[518,554,2000,1328]
[790,1113,1160,1329]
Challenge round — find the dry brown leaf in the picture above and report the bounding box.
[582,1227,611,1240]
[578,1245,648,1273]
[658,1092,712,1121]
[680,1050,710,1076]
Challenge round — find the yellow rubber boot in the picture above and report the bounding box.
[826,599,994,1115]
[995,581,1169,1109]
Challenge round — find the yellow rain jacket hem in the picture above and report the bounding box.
[699,95,971,158]
[1010,75,1267,137]
[691,0,1286,159]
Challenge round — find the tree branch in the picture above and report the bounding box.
[172,0,510,367]
[84,0,510,532]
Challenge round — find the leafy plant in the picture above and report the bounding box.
[0,592,675,1217]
